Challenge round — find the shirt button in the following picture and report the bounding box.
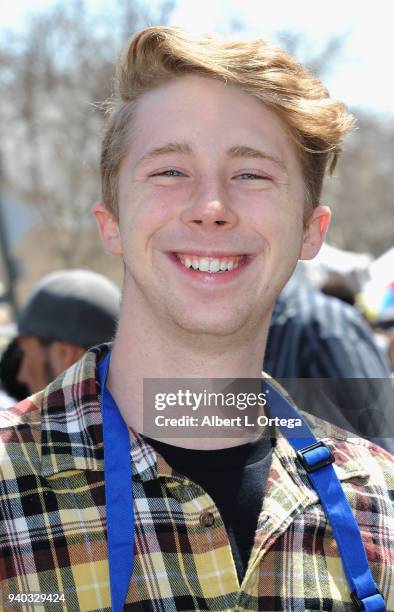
[200,511,215,527]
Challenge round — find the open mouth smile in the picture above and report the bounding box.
[167,252,254,283]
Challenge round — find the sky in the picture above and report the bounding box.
[1,0,393,117]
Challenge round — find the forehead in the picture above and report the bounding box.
[18,336,43,352]
[126,74,298,168]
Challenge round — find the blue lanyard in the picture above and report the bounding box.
[262,380,386,611]
[97,351,385,611]
[98,352,134,612]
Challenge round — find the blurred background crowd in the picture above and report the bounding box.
[0,1,393,446]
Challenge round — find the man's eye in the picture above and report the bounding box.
[151,169,184,177]
[236,173,270,180]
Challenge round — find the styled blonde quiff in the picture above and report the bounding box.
[101,26,354,217]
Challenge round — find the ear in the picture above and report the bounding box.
[91,202,122,255]
[300,204,331,261]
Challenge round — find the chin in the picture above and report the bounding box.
[171,311,251,337]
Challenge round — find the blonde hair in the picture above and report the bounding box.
[101,26,354,217]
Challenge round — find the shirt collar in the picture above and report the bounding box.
[40,344,109,476]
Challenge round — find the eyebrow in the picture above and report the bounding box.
[227,145,287,174]
[135,143,193,167]
[136,142,287,174]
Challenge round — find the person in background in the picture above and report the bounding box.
[14,269,120,395]
[265,278,394,453]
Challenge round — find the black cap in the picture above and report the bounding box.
[18,269,121,348]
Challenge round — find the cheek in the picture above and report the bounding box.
[32,349,45,375]
[118,192,175,250]
[248,194,304,257]
[246,196,287,234]
[47,348,62,374]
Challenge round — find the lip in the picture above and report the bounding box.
[172,250,250,258]
[167,252,255,284]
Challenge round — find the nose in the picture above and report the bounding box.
[180,180,238,230]
[16,354,28,386]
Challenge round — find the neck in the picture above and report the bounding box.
[107,289,272,449]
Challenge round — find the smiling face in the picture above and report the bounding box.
[94,75,329,337]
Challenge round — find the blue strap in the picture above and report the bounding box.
[264,380,386,611]
[98,353,134,612]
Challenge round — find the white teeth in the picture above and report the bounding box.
[199,258,210,272]
[209,260,220,273]
[176,254,244,273]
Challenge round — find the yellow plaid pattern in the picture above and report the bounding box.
[1,345,393,611]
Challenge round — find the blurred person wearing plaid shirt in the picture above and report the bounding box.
[1,27,393,611]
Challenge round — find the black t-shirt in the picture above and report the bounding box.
[144,435,274,583]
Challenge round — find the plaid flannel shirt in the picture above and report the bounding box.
[1,344,393,611]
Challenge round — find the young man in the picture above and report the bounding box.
[1,27,393,611]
